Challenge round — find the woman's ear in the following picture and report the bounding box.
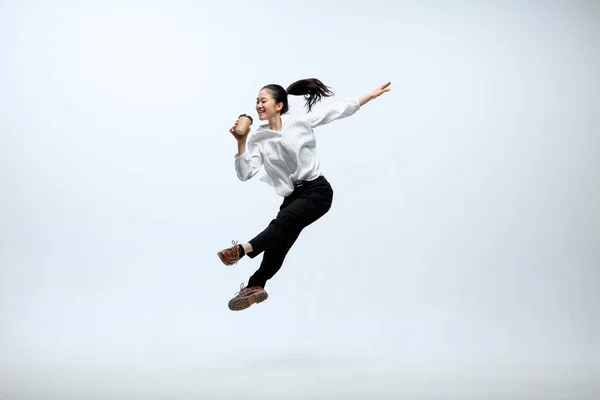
[275,102,284,112]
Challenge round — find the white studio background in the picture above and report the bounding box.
[1,0,599,398]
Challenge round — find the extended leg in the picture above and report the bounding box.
[223,177,335,311]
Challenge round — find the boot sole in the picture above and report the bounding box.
[228,291,269,311]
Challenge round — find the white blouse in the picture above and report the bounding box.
[234,98,361,197]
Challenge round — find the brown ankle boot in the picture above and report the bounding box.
[228,283,268,311]
[217,240,241,266]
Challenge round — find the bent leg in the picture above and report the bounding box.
[246,186,333,259]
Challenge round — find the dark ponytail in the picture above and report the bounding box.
[261,78,334,114]
[286,78,334,112]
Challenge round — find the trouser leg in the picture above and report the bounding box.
[245,177,334,287]
[247,177,333,259]
[247,226,302,288]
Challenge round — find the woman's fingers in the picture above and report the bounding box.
[372,81,391,98]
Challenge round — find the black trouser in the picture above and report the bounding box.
[245,175,334,288]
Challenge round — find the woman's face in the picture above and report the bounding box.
[256,89,283,121]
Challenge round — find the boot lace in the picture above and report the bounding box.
[228,240,240,263]
[234,282,249,296]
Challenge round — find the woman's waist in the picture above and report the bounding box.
[293,172,324,188]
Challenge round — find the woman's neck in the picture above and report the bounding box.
[268,115,282,132]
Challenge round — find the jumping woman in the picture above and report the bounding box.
[218,79,391,311]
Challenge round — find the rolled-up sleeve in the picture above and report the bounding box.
[234,138,263,181]
[305,98,361,128]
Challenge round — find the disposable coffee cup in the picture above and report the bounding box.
[235,114,253,135]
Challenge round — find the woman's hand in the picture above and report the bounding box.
[371,81,391,99]
[229,119,250,141]
[359,81,391,106]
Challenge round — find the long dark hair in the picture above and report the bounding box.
[262,78,334,113]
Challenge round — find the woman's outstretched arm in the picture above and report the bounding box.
[305,81,392,128]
